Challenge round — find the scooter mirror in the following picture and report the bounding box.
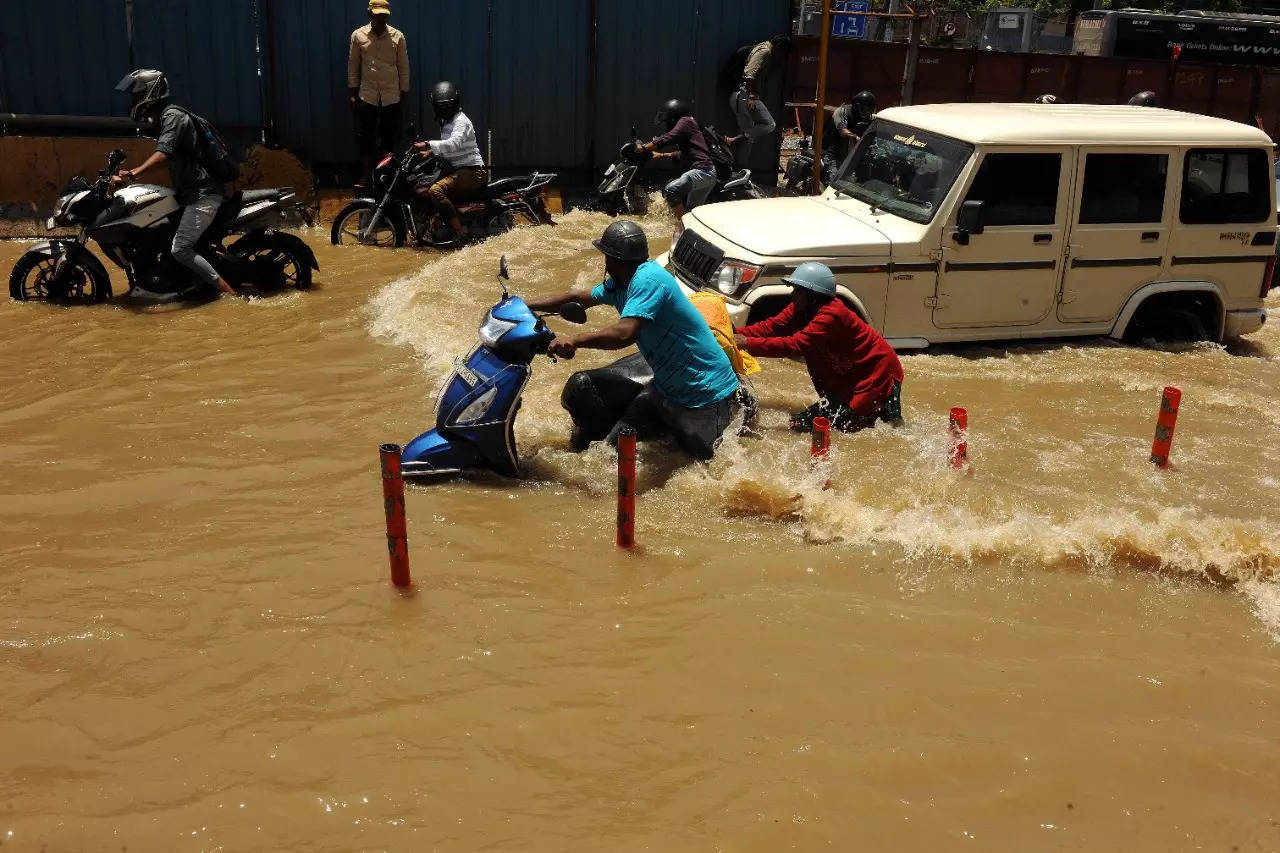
[498,255,510,280]
[558,301,588,324]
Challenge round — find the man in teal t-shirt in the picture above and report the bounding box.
[526,221,741,459]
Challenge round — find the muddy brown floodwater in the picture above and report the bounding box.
[1,207,1278,852]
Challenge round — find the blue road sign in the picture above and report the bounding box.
[832,1,868,39]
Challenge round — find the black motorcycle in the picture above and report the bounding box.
[9,149,317,305]
[782,140,839,196]
[581,126,764,216]
[330,126,556,249]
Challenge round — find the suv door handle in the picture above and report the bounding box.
[1033,234,1053,244]
[1140,231,1160,242]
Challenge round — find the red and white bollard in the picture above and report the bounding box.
[948,407,968,470]
[1150,386,1181,469]
[810,416,831,460]
[379,443,411,588]
[616,428,636,549]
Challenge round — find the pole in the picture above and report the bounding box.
[948,407,968,470]
[810,416,831,459]
[812,0,834,194]
[380,444,411,588]
[902,15,921,106]
[616,429,636,548]
[1150,387,1181,469]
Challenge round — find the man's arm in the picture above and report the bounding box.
[112,150,168,188]
[525,289,601,312]
[548,318,642,358]
[736,302,797,339]
[741,309,828,359]
[347,32,361,108]
[396,32,410,95]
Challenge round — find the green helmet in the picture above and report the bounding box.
[783,261,837,297]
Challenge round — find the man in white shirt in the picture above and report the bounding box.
[412,81,488,242]
[347,0,409,180]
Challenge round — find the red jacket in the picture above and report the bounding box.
[739,299,903,412]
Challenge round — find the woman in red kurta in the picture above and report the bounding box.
[735,262,903,432]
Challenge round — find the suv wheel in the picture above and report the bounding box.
[1125,297,1214,344]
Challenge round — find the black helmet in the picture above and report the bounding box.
[852,90,876,119]
[431,80,461,122]
[654,98,690,131]
[592,220,648,263]
[1128,90,1158,107]
[115,69,170,123]
[1034,93,1058,104]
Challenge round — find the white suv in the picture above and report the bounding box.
[661,103,1277,346]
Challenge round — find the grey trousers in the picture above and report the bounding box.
[172,192,224,286]
[606,383,742,461]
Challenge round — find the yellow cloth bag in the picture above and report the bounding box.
[688,291,761,377]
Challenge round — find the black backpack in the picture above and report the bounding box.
[700,125,737,181]
[174,107,241,183]
[718,44,752,94]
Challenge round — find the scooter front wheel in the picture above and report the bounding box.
[331,201,406,248]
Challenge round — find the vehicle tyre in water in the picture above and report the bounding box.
[485,209,539,237]
[242,234,313,291]
[330,201,406,248]
[1126,301,1211,345]
[9,251,109,304]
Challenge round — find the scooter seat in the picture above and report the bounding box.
[239,188,284,204]
[484,176,533,198]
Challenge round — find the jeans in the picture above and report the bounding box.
[356,100,402,157]
[171,191,224,287]
[663,168,716,210]
[419,166,489,223]
[606,383,742,461]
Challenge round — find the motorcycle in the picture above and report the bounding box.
[400,256,586,478]
[782,139,838,196]
[9,148,318,305]
[331,126,556,249]
[581,126,764,216]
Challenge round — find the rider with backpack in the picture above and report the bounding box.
[112,69,241,297]
[640,99,725,218]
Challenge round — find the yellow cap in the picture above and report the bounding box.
[369,0,391,15]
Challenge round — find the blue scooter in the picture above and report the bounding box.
[401,257,586,478]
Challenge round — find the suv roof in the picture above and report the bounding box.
[877,103,1274,147]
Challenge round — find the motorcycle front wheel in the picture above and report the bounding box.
[330,201,406,248]
[9,251,109,304]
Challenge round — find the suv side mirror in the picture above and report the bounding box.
[954,200,985,245]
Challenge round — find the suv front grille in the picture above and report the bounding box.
[671,229,724,289]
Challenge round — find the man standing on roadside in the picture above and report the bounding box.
[348,0,409,182]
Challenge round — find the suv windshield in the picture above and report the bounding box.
[831,120,973,224]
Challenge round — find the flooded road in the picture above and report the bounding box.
[2,210,1278,851]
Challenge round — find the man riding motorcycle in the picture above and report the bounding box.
[639,99,717,219]
[411,80,488,243]
[112,69,240,297]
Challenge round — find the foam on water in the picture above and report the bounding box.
[365,207,1280,638]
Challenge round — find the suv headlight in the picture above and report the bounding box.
[478,312,517,347]
[709,260,761,297]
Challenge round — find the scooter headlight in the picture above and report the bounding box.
[709,259,761,297]
[478,312,517,348]
[455,386,499,425]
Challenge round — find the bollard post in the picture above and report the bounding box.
[379,443,411,588]
[949,407,968,470]
[617,429,636,549]
[810,416,831,460]
[1150,386,1181,469]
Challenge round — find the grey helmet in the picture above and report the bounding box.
[783,261,837,297]
[1034,93,1058,104]
[1128,90,1159,107]
[852,90,876,119]
[431,80,461,123]
[116,69,170,123]
[592,220,649,263]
